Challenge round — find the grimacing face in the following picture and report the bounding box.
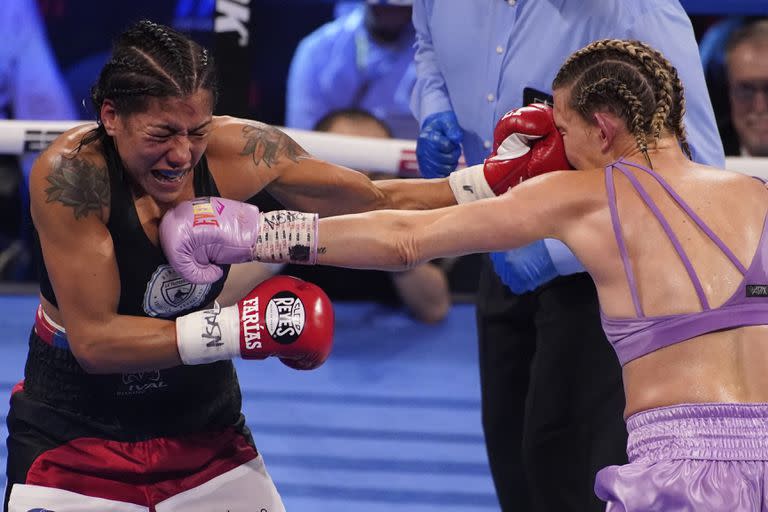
[727,40,768,156]
[552,88,605,170]
[102,89,214,204]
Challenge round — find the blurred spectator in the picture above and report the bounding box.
[699,16,761,155]
[699,17,745,155]
[725,18,768,156]
[0,0,76,280]
[285,0,418,139]
[283,108,451,323]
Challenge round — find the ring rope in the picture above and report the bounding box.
[0,119,766,179]
[0,119,419,177]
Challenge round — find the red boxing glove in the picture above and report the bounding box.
[483,103,571,194]
[176,275,334,370]
[448,103,572,203]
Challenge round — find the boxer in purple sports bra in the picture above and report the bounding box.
[601,158,768,366]
[595,157,768,510]
[174,39,768,510]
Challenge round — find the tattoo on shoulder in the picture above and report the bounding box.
[44,156,110,219]
[240,123,308,168]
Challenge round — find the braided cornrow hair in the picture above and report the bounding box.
[559,40,674,137]
[553,39,691,165]
[78,20,219,149]
[580,77,650,156]
[641,44,692,158]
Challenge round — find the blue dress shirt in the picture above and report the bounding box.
[411,0,725,292]
[286,3,419,139]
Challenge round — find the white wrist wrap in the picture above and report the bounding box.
[253,210,319,264]
[448,164,496,204]
[175,302,241,365]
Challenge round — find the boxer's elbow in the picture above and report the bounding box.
[75,357,108,375]
[68,334,110,374]
[392,222,427,271]
[67,327,124,374]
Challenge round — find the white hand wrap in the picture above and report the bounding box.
[175,302,241,365]
[448,164,496,204]
[253,210,319,264]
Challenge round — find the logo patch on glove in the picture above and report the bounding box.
[191,197,220,227]
[241,296,263,350]
[266,292,305,344]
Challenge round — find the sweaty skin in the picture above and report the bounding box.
[310,92,768,417]
[32,91,456,374]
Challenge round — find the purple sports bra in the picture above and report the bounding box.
[600,159,768,366]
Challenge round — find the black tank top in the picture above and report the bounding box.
[26,140,243,440]
[37,140,229,315]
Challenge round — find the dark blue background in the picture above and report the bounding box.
[34,0,768,126]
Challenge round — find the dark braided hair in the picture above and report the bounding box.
[79,20,219,148]
[552,39,691,166]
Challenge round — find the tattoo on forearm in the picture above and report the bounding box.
[45,157,110,219]
[240,123,308,168]
[286,244,325,262]
[288,245,311,262]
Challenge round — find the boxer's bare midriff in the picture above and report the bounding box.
[623,325,768,418]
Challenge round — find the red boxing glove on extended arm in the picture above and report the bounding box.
[483,103,571,193]
[448,103,572,203]
[176,275,334,370]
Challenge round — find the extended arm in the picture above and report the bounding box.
[206,117,457,215]
[315,172,586,272]
[160,106,575,285]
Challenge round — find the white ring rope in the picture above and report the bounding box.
[0,119,419,177]
[725,157,768,179]
[0,119,766,179]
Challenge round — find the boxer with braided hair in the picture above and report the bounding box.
[553,39,689,165]
[6,18,521,511]
[407,4,724,510]
[169,39,768,510]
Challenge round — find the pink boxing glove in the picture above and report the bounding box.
[159,197,260,284]
[159,197,319,285]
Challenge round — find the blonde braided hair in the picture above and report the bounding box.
[580,77,650,158]
[553,39,691,164]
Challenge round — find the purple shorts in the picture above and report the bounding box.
[595,403,768,511]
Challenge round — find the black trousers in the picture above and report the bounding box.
[475,256,628,511]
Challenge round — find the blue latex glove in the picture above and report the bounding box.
[490,240,558,294]
[416,110,463,178]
